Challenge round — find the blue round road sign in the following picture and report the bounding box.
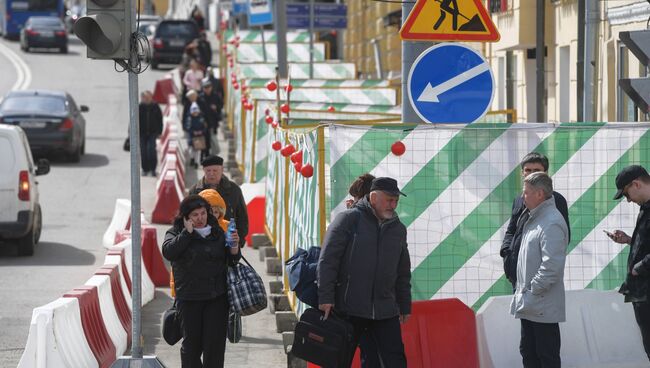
[408,43,494,124]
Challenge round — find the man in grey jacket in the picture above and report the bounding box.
[510,172,569,368]
[318,177,411,367]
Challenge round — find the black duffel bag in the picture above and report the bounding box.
[291,308,354,368]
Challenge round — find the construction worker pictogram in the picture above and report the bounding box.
[400,0,500,42]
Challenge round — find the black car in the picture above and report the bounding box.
[20,16,68,53]
[0,90,88,162]
[150,20,199,69]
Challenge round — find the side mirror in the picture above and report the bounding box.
[35,159,50,176]
[80,105,89,112]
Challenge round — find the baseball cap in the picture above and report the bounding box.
[613,165,649,200]
[370,177,406,197]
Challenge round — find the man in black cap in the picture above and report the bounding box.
[189,155,248,246]
[318,177,411,367]
[607,165,650,361]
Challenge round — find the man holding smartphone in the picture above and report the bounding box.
[608,165,650,361]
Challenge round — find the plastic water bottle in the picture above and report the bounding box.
[226,218,236,248]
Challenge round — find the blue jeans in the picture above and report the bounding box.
[140,135,157,174]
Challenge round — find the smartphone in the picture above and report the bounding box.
[603,230,614,238]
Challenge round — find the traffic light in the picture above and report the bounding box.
[73,0,132,60]
[619,30,650,113]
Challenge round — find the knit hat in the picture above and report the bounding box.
[198,189,227,211]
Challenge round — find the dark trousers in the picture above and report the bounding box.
[177,296,229,368]
[633,301,650,361]
[519,319,561,368]
[139,135,157,174]
[348,316,406,368]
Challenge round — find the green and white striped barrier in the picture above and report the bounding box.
[224,30,312,43]
[237,43,325,63]
[250,87,398,106]
[328,122,646,310]
[237,63,356,80]
[244,101,400,183]
[246,79,391,88]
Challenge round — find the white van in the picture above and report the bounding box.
[0,125,49,256]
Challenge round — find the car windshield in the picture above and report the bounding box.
[0,96,67,114]
[30,17,63,27]
[158,23,196,38]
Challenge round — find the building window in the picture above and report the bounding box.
[489,0,508,13]
[618,44,639,122]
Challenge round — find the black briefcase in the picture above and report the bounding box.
[291,308,354,368]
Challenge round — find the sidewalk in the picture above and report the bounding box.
[138,126,287,367]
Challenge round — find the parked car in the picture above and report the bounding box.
[150,20,199,69]
[0,90,88,162]
[0,125,50,256]
[20,16,68,53]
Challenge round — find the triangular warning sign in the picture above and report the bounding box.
[400,0,500,42]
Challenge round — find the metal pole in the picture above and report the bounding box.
[260,26,267,62]
[371,38,383,79]
[308,0,314,79]
[583,0,598,122]
[335,0,343,59]
[536,0,545,122]
[128,0,142,358]
[577,0,585,121]
[275,0,288,77]
[401,2,427,123]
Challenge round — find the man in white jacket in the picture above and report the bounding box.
[510,172,569,368]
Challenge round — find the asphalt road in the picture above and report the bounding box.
[0,35,170,366]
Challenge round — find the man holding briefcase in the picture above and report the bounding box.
[318,177,412,367]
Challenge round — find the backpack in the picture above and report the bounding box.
[285,246,321,308]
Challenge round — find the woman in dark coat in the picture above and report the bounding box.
[162,195,241,368]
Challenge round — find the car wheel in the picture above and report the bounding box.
[68,143,82,163]
[80,138,85,155]
[151,61,159,70]
[33,204,42,244]
[60,46,67,54]
[17,223,35,256]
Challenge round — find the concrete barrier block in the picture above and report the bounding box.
[269,280,283,294]
[275,311,298,333]
[252,234,271,249]
[266,257,282,276]
[269,294,291,314]
[260,246,278,259]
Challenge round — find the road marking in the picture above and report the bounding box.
[417,62,490,103]
[0,41,32,99]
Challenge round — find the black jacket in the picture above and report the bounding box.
[317,197,412,320]
[620,201,650,303]
[138,102,163,137]
[189,175,249,247]
[162,217,240,300]
[500,191,570,287]
[198,90,221,129]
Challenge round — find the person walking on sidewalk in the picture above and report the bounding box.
[318,177,411,367]
[197,32,212,67]
[139,90,163,176]
[162,195,241,368]
[186,100,208,167]
[189,155,248,247]
[607,165,650,361]
[198,78,221,153]
[510,172,568,368]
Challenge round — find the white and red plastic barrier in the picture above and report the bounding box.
[240,183,266,246]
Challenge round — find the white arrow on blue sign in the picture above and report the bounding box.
[407,43,494,124]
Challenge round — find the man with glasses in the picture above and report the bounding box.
[608,165,650,361]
